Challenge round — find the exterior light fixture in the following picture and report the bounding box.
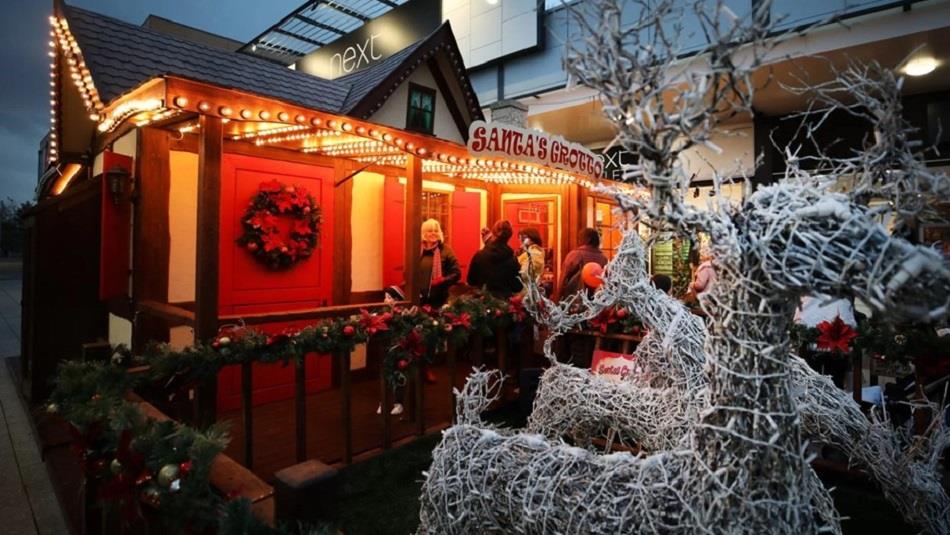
[106,165,130,205]
[903,57,938,76]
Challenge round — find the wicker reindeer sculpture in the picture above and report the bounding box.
[418,1,950,533]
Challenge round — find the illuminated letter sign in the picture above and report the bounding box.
[466,120,604,179]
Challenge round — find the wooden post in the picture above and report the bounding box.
[404,154,423,304]
[496,329,507,376]
[473,336,484,367]
[486,183,500,227]
[241,361,253,469]
[380,367,391,450]
[851,352,862,405]
[132,127,171,352]
[415,360,425,436]
[340,350,352,464]
[295,357,306,462]
[195,114,223,426]
[447,345,457,424]
[332,160,352,305]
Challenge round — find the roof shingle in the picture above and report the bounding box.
[64,3,351,113]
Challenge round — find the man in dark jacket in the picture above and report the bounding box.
[558,227,608,299]
[467,220,523,298]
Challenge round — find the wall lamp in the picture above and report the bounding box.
[106,165,131,205]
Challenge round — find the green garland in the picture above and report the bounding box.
[791,318,947,366]
[585,305,644,336]
[852,319,948,365]
[48,361,227,531]
[49,291,529,529]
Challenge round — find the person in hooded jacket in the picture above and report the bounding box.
[467,220,523,298]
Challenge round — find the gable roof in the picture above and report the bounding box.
[335,23,484,124]
[61,3,483,124]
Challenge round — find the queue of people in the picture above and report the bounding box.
[382,220,724,415]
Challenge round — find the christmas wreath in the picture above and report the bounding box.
[237,180,320,270]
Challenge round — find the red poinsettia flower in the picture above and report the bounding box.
[359,309,390,335]
[292,189,310,207]
[247,210,269,229]
[260,180,283,193]
[261,233,286,252]
[816,316,858,355]
[293,219,313,236]
[452,312,472,329]
[397,329,427,358]
[508,295,526,322]
[274,192,296,213]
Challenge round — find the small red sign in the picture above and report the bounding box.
[590,350,638,381]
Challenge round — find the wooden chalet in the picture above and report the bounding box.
[25,1,610,477]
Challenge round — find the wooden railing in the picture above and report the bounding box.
[225,315,523,470]
[215,301,415,468]
[133,299,645,473]
[71,393,275,533]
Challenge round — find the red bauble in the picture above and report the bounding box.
[616,308,627,318]
[397,359,409,370]
[246,242,258,252]
[342,325,355,337]
[179,460,193,477]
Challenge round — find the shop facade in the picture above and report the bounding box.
[26,2,610,413]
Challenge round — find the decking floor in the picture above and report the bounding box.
[219,360,474,480]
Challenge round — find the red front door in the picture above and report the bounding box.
[217,154,335,410]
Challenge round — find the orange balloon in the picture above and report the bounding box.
[581,262,604,288]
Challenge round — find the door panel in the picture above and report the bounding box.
[216,154,335,410]
[450,190,481,281]
[99,151,133,301]
[382,177,405,287]
[219,154,334,314]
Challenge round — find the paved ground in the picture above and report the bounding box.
[0,259,69,534]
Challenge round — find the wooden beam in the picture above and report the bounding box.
[486,182,500,228]
[332,159,353,305]
[195,115,223,342]
[195,114,222,426]
[135,300,195,327]
[133,128,171,301]
[404,154,423,303]
[218,301,403,326]
[133,128,172,351]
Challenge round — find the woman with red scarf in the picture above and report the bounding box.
[415,219,461,307]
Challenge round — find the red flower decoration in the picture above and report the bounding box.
[238,180,320,270]
[275,192,294,213]
[397,329,427,358]
[293,219,314,236]
[359,309,390,335]
[508,295,527,322]
[453,312,472,329]
[816,316,858,355]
